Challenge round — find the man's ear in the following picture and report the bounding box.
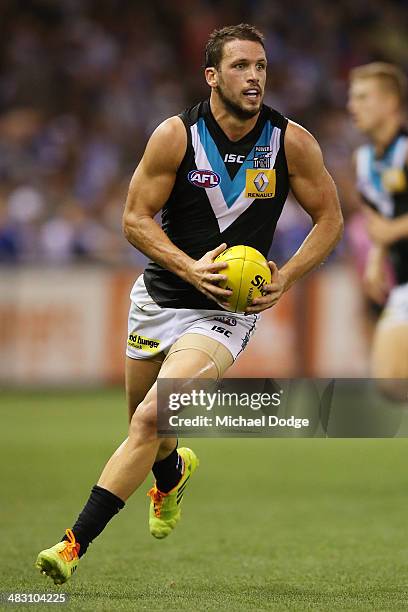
[385,92,401,115]
[205,67,218,88]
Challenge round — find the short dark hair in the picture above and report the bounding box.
[205,24,265,69]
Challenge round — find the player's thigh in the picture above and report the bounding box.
[138,335,232,418]
[126,355,164,422]
[371,322,408,377]
[138,334,233,407]
[159,333,234,380]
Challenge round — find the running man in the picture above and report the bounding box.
[36,24,343,584]
[348,63,408,380]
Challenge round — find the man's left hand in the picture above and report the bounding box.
[245,261,286,314]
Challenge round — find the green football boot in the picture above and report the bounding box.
[35,529,80,585]
[147,447,199,539]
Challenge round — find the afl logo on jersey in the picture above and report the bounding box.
[188,169,220,189]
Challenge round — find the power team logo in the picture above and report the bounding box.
[188,169,221,189]
[245,169,276,198]
[253,146,272,169]
[127,333,160,352]
[245,145,276,198]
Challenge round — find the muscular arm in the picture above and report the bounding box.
[246,122,343,313]
[123,117,193,278]
[122,116,231,305]
[280,121,344,289]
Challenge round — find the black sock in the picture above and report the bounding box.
[152,446,183,493]
[62,485,125,557]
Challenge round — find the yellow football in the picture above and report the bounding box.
[215,245,272,313]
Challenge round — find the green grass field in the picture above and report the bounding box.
[2,389,408,611]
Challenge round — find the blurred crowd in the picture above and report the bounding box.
[0,0,407,266]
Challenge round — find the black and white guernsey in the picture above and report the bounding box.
[144,99,290,308]
[355,129,408,285]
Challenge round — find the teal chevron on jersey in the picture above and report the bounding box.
[368,146,383,195]
[196,117,273,208]
[356,134,408,217]
[368,137,401,195]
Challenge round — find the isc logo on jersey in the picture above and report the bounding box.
[188,169,221,189]
[245,169,276,198]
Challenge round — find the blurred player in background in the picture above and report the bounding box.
[348,63,408,379]
[35,24,342,584]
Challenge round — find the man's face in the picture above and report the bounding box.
[208,39,267,120]
[347,78,396,133]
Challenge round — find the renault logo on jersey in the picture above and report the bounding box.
[245,169,276,198]
[254,172,269,192]
[188,169,221,189]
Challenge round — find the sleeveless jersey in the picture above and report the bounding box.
[144,99,289,308]
[355,129,408,285]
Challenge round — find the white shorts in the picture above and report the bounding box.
[126,275,258,361]
[380,282,408,327]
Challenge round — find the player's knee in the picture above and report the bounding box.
[129,398,158,439]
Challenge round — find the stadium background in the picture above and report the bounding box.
[3,0,408,383]
[1,1,408,610]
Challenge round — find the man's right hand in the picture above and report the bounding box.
[185,243,233,308]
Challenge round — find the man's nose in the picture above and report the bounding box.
[247,66,260,82]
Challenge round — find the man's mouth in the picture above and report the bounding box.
[243,88,261,99]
